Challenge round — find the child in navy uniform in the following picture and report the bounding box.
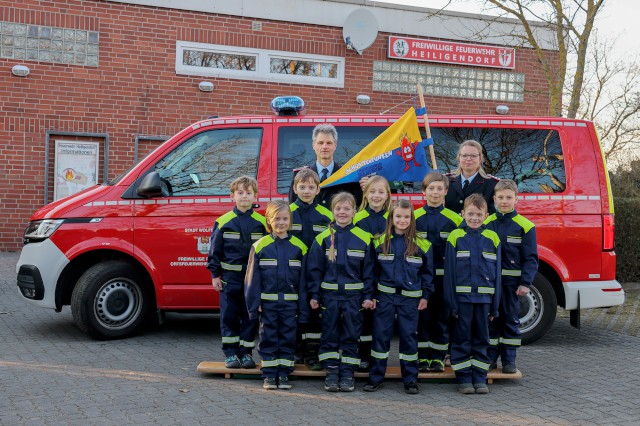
[444,194,501,394]
[245,200,309,390]
[353,175,391,371]
[484,179,538,373]
[207,176,266,369]
[307,192,375,392]
[415,172,463,372]
[289,168,333,370]
[364,199,434,395]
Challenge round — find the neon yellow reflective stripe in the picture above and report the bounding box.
[451,359,472,371]
[502,269,522,277]
[259,259,277,266]
[513,214,535,233]
[253,235,274,253]
[456,251,470,258]
[471,359,490,370]
[401,289,422,298]
[261,293,278,301]
[371,350,389,360]
[216,210,237,228]
[278,359,295,367]
[321,282,338,290]
[414,208,426,220]
[378,284,395,294]
[359,335,373,342]
[283,293,299,301]
[289,259,301,267]
[261,359,279,367]
[500,337,522,346]
[431,359,445,367]
[240,340,255,348]
[289,235,308,255]
[347,249,365,258]
[318,352,339,361]
[304,333,321,340]
[428,342,449,351]
[456,286,472,293]
[489,338,500,346]
[417,342,429,348]
[435,268,445,276]
[221,336,239,344]
[478,287,495,295]
[482,252,497,261]
[342,356,360,365]
[221,262,242,271]
[344,283,364,290]
[399,352,418,362]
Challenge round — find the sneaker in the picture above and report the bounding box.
[357,359,370,372]
[474,383,489,394]
[324,369,340,392]
[240,354,256,369]
[404,382,420,394]
[339,376,355,392]
[306,355,323,371]
[278,376,292,390]
[458,383,475,394]
[225,355,241,369]
[363,381,383,392]
[263,377,277,390]
[502,363,517,374]
[430,361,445,373]
[418,361,431,372]
[489,361,498,371]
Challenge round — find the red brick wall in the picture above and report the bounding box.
[0,0,558,250]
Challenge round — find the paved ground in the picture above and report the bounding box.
[1,251,639,425]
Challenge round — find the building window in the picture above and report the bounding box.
[372,60,525,102]
[176,41,344,88]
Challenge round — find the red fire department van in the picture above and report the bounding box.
[16,97,624,342]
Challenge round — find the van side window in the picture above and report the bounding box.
[153,128,262,196]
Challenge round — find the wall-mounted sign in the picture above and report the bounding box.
[54,141,100,201]
[388,36,515,69]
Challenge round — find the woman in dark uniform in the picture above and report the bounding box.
[445,140,499,214]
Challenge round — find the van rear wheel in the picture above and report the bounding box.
[71,261,150,339]
[519,273,557,344]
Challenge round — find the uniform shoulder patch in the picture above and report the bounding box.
[483,213,498,225]
[416,237,431,253]
[289,235,308,255]
[447,228,466,247]
[442,208,463,225]
[253,235,275,253]
[316,204,333,220]
[513,214,535,233]
[251,211,267,226]
[414,207,426,220]
[351,226,372,244]
[481,229,501,247]
[315,228,332,245]
[353,209,370,224]
[216,210,237,228]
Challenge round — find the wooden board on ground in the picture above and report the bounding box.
[196,362,522,383]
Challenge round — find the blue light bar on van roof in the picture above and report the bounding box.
[270,96,305,116]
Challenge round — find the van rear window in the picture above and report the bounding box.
[278,126,565,195]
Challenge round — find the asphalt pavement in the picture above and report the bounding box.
[1,251,639,425]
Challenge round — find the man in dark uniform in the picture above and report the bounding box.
[445,140,499,214]
[288,123,363,208]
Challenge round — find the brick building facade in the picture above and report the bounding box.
[0,0,558,250]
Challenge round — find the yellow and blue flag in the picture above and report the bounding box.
[321,107,432,188]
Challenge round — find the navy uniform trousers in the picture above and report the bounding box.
[417,277,448,368]
[369,293,420,384]
[319,298,363,375]
[258,303,297,378]
[220,280,258,357]
[488,281,521,364]
[450,301,491,384]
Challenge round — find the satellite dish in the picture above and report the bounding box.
[343,8,378,55]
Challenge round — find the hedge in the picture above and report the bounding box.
[614,197,640,282]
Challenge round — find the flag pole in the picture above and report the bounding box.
[417,83,438,171]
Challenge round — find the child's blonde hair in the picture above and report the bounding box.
[382,199,419,257]
[359,175,391,212]
[293,168,320,188]
[494,178,518,195]
[421,171,449,192]
[264,200,291,233]
[327,192,356,261]
[463,193,488,212]
[229,175,258,194]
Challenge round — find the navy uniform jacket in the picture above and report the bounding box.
[484,210,538,288]
[288,163,363,208]
[307,224,375,302]
[445,173,499,214]
[443,224,501,318]
[353,207,388,238]
[290,199,333,248]
[415,205,463,278]
[207,207,267,285]
[245,233,309,323]
[374,234,435,300]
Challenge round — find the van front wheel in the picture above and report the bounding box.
[71,261,150,339]
[519,273,557,344]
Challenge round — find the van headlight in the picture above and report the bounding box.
[23,219,64,244]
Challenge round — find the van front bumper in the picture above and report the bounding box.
[563,280,625,310]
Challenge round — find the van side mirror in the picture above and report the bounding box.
[137,172,163,197]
